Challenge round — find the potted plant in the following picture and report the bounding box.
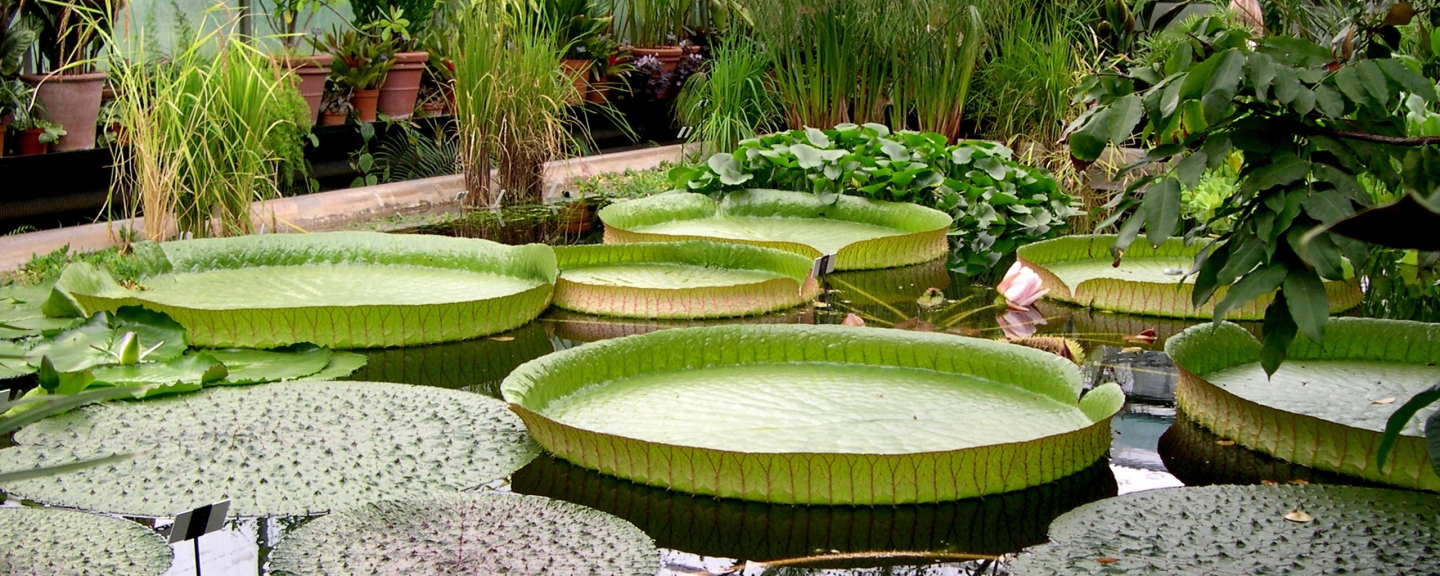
[313,27,395,122]
[266,0,337,125]
[546,0,608,104]
[417,21,455,115]
[0,78,35,156]
[13,118,65,155]
[319,84,352,125]
[585,38,628,104]
[618,0,689,72]
[354,0,432,118]
[19,0,120,151]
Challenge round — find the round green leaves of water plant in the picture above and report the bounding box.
[268,492,658,576]
[553,241,821,318]
[502,324,1124,505]
[51,232,558,348]
[0,381,539,517]
[1168,319,1440,491]
[1012,484,1440,574]
[600,190,953,271]
[0,507,172,575]
[1017,235,1361,319]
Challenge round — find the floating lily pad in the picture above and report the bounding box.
[1011,484,1440,574]
[1158,411,1389,488]
[267,492,658,576]
[0,507,172,576]
[553,241,821,319]
[1168,319,1440,491]
[1017,235,1362,319]
[0,381,539,517]
[502,324,1124,505]
[512,454,1117,563]
[348,322,554,397]
[600,190,952,271]
[52,232,558,348]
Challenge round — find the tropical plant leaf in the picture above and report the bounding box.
[53,232,558,348]
[1012,485,1440,574]
[1168,319,1440,491]
[502,324,1124,505]
[0,507,172,576]
[200,344,337,385]
[600,190,953,270]
[0,381,540,516]
[25,308,187,373]
[552,241,820,319]
[268,492,657,576]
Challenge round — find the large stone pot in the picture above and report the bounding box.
[378,51,428,119]
[21,72,106,152]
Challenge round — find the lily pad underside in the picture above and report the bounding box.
[599,190,953,271]
[1012,484,1440,575]
[553,241,821,319]
[1167,319,1440,491]
[52,232,558,348]
[268,492,658,576]
[542,307,813,344]
[1158,411,1390,489]
[0,381,539,517]
[0,506,173,576]
[1017,235,1361,319]
[502,324,1124,505]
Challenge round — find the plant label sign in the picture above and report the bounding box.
[811,254,837,278]
[168,500,230,544]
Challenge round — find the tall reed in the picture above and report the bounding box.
[897,3,984,142]
[674,34,781,153]
[971,14,1086,145]
[601,0,690,47]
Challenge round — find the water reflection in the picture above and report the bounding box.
[345,322,554,398]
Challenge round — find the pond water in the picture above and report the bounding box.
[15,259,1367,576]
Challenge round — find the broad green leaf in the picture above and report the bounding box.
[1067,107,1113,162]
[1334,65,1370,107]
[1106,94,1145,143]
[1273,66,1300,104]
[1201,49,1245,123]
[1248,51,1276,101]
[1283,268,1328,345]
[89,353,223,397]
[1216,233,1264,286]
[1174,151,1208,189]
[1241,156,1309,195]
[804,127,831,148]
[1314,83,1345,117]
[1260,294,1297,376]
[1301,188,1354,225]
[1143,178,1182,246]
[707,153,752,186]
[1377,58,1437,100]
[1356,60,1391,108]
[1379,384,1440,468]
[1427,410,1440,477]
[0,507,172,576]
[202,345,335,385]
[1213,263,1287,322]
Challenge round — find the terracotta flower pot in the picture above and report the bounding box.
[283,54,335,125]
[18,128,47,155]
[560,59,592,105]
[379,52,429,119]
[352,89,381,122]
[21,72,106,152]
[0,117,8,157]
[631,46,684,73]
[320,111,348,126]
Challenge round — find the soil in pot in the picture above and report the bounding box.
[352,89,381,122]
[21,72,106,152]
[17,128,46,155]
[379,52,428,119]
[283,54,335,125]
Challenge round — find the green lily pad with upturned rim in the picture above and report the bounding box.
[0,507,173,576]
[553,241,821,319]
[599,190,953,271]
[0,381,540,517]
[1168,318,1440,491]
[1017,235,1362,319]
[1011,484,1440,575]
[50,232,558,349]
[266,492,658,576]
[502,324,1124,505]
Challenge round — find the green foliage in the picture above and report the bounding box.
[971,14,1086,143]
[1069,12,1440,376]
[1181,155,1242,235]
[571,166,672,202]
[674,35,782,154]
[543,0,610,59]
[603,0,689,47]
[314,27,396,90]
[668,124,1075,274]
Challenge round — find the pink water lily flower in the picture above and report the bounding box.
[996,262,1049,311]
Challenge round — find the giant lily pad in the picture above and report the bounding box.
[1017,235,1362,319]
[0,507,172,576]
[267,492,658,576]
[502,324,1124,505]
[511,454,1117,563]
[1168,319,1440,491]
[0,281,80,340]
[50,232,558,348]
[553,241,821,319]
[599,190,953,271]
[1158,411,1387,488]
[1012,484,1440,574]
[0,381,539,517]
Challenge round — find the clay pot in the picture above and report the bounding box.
[320,111,348,126]
[0,117,8,157]
[631,46,683,73]
[21,72,106,152]
[283,54,335,125]
[560,59,591,105]
[352,89,380,122]
[558,203,595,234]
[379,51,428,119]
[18,128,47,155]
[586,82,610,104]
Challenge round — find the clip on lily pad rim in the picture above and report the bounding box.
[503,323,1124,505]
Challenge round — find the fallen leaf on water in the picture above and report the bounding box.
[1097,557,1119,564]
[1120,346,1143,353]
[813,301,829,308]
[1124,329,1158,344]
[1288,479,1310,485]
[1284,509,1314,523]
[1216,439,1235,446]
[489,336,515,342]
[1372,397,1396,405]
[1261,480,1279,486]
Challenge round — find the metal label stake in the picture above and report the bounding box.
[168,500,230,576]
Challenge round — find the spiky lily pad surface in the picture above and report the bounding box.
[553,241,821,318]
[51,232,558,348]
[511,454,1117,562]
[1017,235,1361,319]
[1012,485,1440,574]
[1168,319,1440,491]
[0,507,172,576]
[502,324,1124,505]
[600,189,952,271]
[0,381,539,517]
[267,492,658,576]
